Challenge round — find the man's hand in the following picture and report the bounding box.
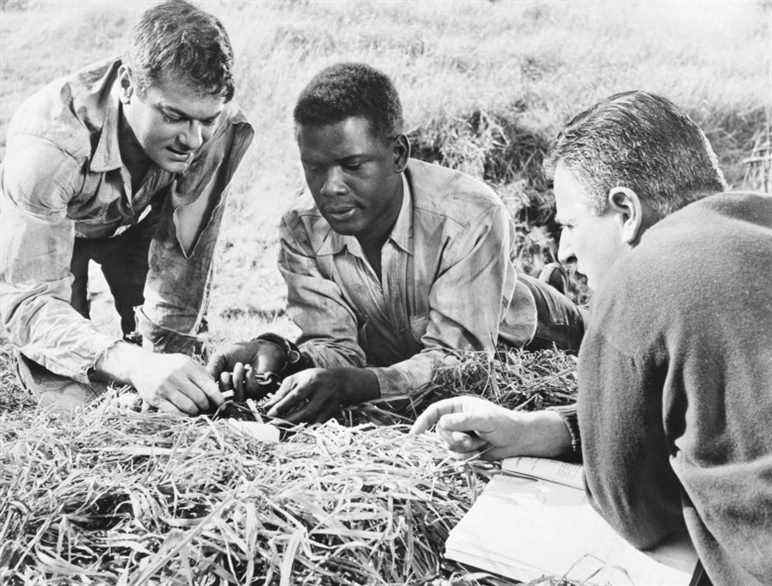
[264,367,379,423]
[410,396,572,460]
[129,352,224,415]
[206,335,297,401]
[95,342,224,416]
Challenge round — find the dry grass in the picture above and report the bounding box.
[0,405,481,584]
[348,348,577,426]
[0,348,577,583]
[0,341,32,413]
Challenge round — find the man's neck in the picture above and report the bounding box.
[357,177,404,280]
[118,107,152,192]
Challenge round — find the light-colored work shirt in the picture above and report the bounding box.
[0,58,253,382]
[278,158,537,397]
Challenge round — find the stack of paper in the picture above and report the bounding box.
[445,457,697,585]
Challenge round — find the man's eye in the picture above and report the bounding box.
[161,113,182,124]
[343,162,362,172]
[202,117,219,127]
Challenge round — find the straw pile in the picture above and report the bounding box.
[0,403,486,585]
[0,347,579,584]
[347,347,578,425]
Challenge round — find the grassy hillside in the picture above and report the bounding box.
[0,0,770,342]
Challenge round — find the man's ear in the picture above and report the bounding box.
[607,186,645,245]
[392,134,410,173]
[117,65,134,104]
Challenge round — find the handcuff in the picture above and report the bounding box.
[248,333,308,391]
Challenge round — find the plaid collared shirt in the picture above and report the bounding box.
[0,58,253,381]
[278,159,537,398]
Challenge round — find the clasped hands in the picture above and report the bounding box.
[206,335,379,423]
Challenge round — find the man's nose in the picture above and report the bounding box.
[320,166,347,197]
[557,229,574,264]
[179,120,205,151]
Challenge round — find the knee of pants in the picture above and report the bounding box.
[14,352,103,412]
[518,275,586,353]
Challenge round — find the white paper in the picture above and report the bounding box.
[501,456,584,490]
[445,473,697,585]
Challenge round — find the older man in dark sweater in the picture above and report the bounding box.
[412,91,772,585]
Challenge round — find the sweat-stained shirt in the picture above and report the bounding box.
[278,158,539,397]
[0,58,253,382]
[576,192,772,585]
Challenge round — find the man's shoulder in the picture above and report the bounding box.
[632,192,771,271]
[7,58,122,160]
[282,192,323,223]
[592,192,772,349]
[280,195,331,249]
[405,158,503,225]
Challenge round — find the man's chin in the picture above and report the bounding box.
[323,213,365,235]
[326,220,360,236]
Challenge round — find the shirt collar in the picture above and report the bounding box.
[89,81,124,173]
[387,173,413,254]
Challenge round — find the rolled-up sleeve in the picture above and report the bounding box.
[0,135,118,381]
[277,214,367,370]
[369,204,516,397]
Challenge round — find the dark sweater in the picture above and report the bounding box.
[576,192,772,585]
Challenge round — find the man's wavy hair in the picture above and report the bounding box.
[126,0,235,101]
[293,63,403,141]
[546,91,727,217]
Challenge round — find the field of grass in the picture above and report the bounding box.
[1,0,769,347]
[0,0,769,580]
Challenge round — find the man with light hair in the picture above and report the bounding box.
[0,0,253,414]
[412,91,772,585]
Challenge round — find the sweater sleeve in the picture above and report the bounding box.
[577,328,686,550]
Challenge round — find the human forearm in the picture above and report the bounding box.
[547,404,582,461]
[411,397,573,460]
[0,284,119,383]
[338,367,380,404]
[93,340,147,385]
[515,409,574,459]
[298,338,365,369]
[264,367,380,422]
[367,349,450,399]
[95,340,224,415]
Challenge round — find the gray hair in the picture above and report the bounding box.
[546,91,726,217]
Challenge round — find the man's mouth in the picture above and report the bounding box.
[166,146,193,162]
[324,206,358,221]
